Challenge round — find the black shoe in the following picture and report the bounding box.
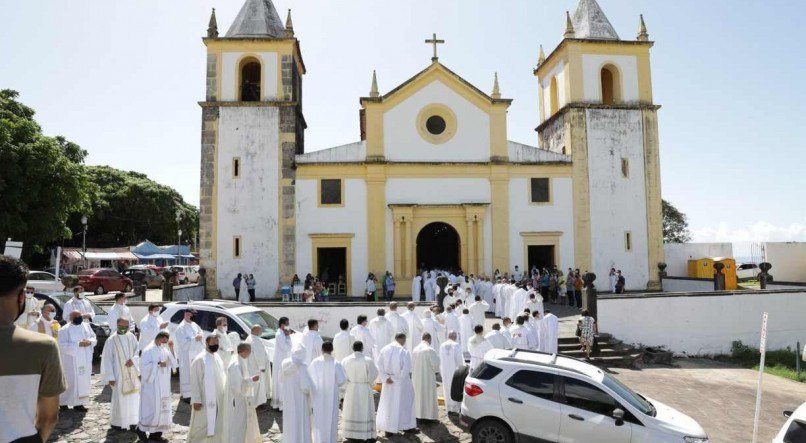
[73,406,88,412]
[404,428,420,434]
[110,425,123,431]
[135,430,148,441]
[59,405,68,411]
[149,432,168,442]
[384,432,396,437]
[180,397,191,403]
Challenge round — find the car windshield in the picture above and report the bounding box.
[602,373,655,416]
[51,293,107,315]
[236,310,279,340]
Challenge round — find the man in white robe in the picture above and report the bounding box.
[29,303,59,337]
[510,284,529,321]
[524,291,545,318]
[458,309,474,355]
[341,341,378,441]
[385,302,409,336]
[59,311,96,410]
[439,331,464,414]
[349,315,375,362]
[188,335,229,442]
[442,289,456,310]
[467,325,494,372]
[244,325,271,407]
[509,316,530,350]
[539,310,559,354]
[368,308,393,361]
[107,293,135,332]
[138,303,169,350]
[376,333,418,436]
[298,319,324,365]
[401,302,423,352]
[424,272,436,302]
[492,280,504,318]
[227,343,261,443]
[411,274,422,302]
[420,310,443,351]
[333,319,354,362]
[271,316,293,410]
[174,310,204,401]
[137,331,176,442]
[62,286,93,323]
[484,323,512,349]
[524,311,540,350]
[101,318,140,431]
[15,286,38,327]
[281,343,314,443]
[213,316,239,367]
[411,334,440,421]
[468,295,489,328]
[501,317,514,343]
[309,342,347,443]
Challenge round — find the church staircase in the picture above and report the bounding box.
[558,333,643,368]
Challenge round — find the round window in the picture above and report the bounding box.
[425,115,446,135]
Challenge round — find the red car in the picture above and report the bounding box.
[77,268,133,295]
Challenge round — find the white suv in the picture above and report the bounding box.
[170,265,200,284]
[459,349,709,443]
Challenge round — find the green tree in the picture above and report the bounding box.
[662,199,691,243]
[0,89,93,257]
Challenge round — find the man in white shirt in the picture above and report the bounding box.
[107,293,134,332]
[62,286,93,323]
[138,304,169,350]
[333,319,354,362]
[513,265,523,281]
[484,323,512,349]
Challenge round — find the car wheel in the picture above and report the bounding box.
[472,419,512,443]
[95,285,105,295]
[124,284,132,293]
[451,365,470,402]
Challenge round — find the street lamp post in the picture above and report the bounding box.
[80,215,88,269]
[176,210,182,265]
[178,229,183,264]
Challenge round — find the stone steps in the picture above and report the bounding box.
[558,333,642,368]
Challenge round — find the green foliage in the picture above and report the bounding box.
[728,340,804,382]
[662,199,691,243]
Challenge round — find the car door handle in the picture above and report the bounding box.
[508,397,523,404]
[568,414,584,421]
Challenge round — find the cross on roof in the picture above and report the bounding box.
[425,33,445,62]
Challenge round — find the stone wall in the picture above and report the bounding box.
[199,106,219,296]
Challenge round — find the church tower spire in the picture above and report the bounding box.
[369,70,379,98]
[491,72,501,99]
[285,9,294,38]
[207,8,219,38]
[637,14,649,41]
[564,11,576,38]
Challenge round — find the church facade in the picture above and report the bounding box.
[198,0,664,298]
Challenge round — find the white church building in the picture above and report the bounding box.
[198,0,664,298]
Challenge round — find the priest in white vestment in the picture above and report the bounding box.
[62,286,93,323]
[468,295,489,327]
[107,293,135,332]
[421,310,443,351]
[492,281,504,318]
[271,317,294,410]
[385,302,409,336]
[137,331,176,442]
[509,316,530,350]
[411,275,422,302]
[524,291,544,318]
[424,273,436,302]
[244,325,271,407]
[376,334,418,436]
[443,306,460,346]
[138,304,169,350]
[309,342,347,443]
[297,319,324,365]
[401,302,423,352]
[467,325,494,372]
[509,285,529,321]
[458,309,474,355]
[101,318,141,430]
[439,331,464,414]
[333,319,354,362]
[349,315,375,362]
[281,343,314,443]
[525,312,540,350]
[175,310,204,400]
[368,309,394,361]
[29,303,59,337]
[227,343,262,443]
[213,316,239,367]
[341,341,379,441]
[484,323,513,349]
[15,286,38,327]
[411,334,440,421]
[188,334,229,442]
[539,310,559,354]
[59,311,96,409]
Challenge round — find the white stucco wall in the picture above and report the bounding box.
[598,291,806,354]
[660,277,714,293]
[507,177,575,273]
[663,243,734,277]
[221,51,279,101]
[586,109,649,289]
[540,61,566,122]
[581,54,639,103]
[216,107,280,298]
[295,179,368,297]
[383,80,490,162]
[764,242,806,282]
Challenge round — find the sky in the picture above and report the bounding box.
[1,0,804,245]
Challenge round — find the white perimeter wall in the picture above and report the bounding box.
[581,54,639,103]
[663,243,734,276]
[586,109,648,289]
[507,177,575,272]
[220,51,279,101]
[295,179,368,296]
[216,107,279,298]
[765,242,806,282]
[383,80,490,162]
[661,278,714,293]
[599,291,806,354]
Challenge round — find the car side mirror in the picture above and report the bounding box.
[613,408,625,426]
[783,410,793,418]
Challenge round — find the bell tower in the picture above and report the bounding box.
[199,0,306,298]
[534,0,663,290]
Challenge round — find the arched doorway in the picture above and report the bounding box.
[416,222,460,272]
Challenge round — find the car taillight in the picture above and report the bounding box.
[464,383,484,397]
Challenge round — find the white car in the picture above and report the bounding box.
[170,265,200,284]
[736,263,773,282]
[27,271,63,293]
[459,348,709,443]
[160,301,278,359]
[774,402,806,443]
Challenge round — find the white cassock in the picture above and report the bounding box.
[424,276,436,302]
[174,320,204,398]
[525,297,544,318]
[467,335,493,372]
[15,295,39,327]
[442,294,456,310]
[609,273,618,293]
[188,352,228,442]
[510,288,528,320]
[385,311,409,337]
[484,282,495,313]
[215,330,240,368]
[58,322,96,407]
[271,331,293,410]
[458,314,474,354]
[421,312,443,351]
[492,284,504,318]
[525,321,539,350]
[411,342,440,420]
[376,342,416,433]
[368,317,393,361]
[341,351,378,440]
[439,339,464,413]
[101,332,141,428]
[63,296,93,322]
[281,345,314,443]
[468,300,489,327]
[309,355,347,443]
[108,303,135,332]
[29,316,59,337]
[138,343,176,434]
[484,330,512,349]
[411,276,422,302]
[244,334,271,406]
[332,330,354,362]
[297,329,323,365]
[504,285,518,320]
[227,357,261,443]
[349,324,375,362]
[444,312,460,343]
[138,313,166,350]
[509,325,530,350]
[401,309,423,352]
[539,313,559,354]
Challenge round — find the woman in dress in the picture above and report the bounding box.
[577,310,598,360]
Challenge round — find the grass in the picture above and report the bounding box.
[718,341,806,383]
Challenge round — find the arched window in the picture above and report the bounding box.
[239,58,261,102]
[549,77,559,115]
[600,64,621,105]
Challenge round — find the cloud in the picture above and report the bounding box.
[691,220,806,243]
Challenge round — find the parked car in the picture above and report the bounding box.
[27,271,63,293]
[774,402,806,443]
[33,292,110,358]
[170,265,200,284]
[121,268,165,289]
[44,267,68,278]
[458,348,709,443]
[77,268,133,295]
[160,301,279,360]
[736,263,774,282]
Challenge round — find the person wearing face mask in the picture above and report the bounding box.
[107,293,134,333]
[15,285,38,327]
[63,285,93,323]
[227,343,261,443]
[58,311,97,411]
[30,303,60,338]
[100,318,141,431]
[137,331,176,442]
[244,325,271,409]
[138,303,169,350]
[271,316,293,411]
[213,316,239,367]
[188,335,229,442]
[175,310,204,402]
